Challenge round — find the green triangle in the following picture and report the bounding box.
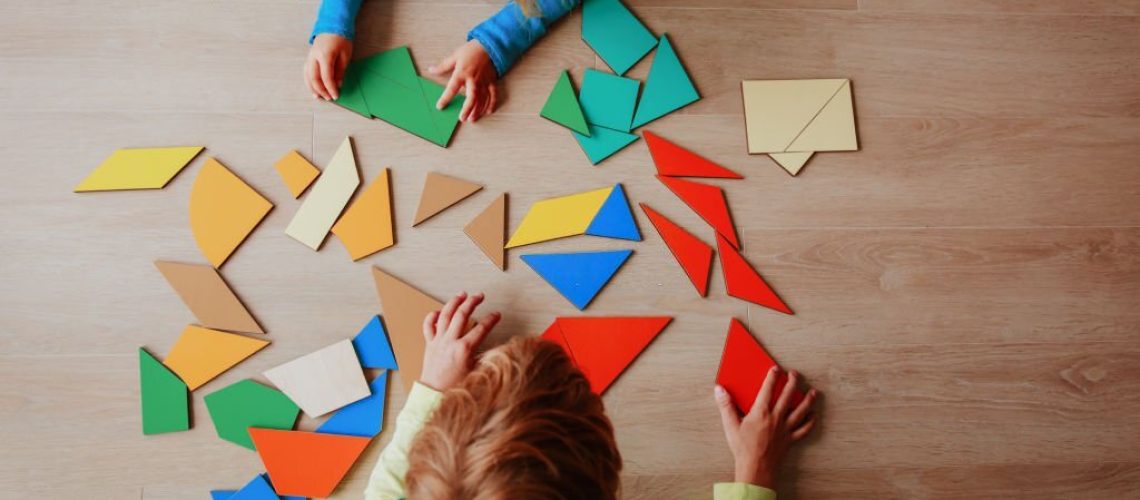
[335,62,371,118]
[204,379,300,450]
[540,71,590,136]
[632,34,700,129]
[573,123,639,165]
[139,348,189,435]
[418,76,465,147]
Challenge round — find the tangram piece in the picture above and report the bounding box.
[285,137,360,250]
[154,261,264,334]
[572,123,639,165]
[225,474,277,500]
[412,172,483,226]
[263,339,370,418]
[542,317,672,394]
[639,203,713,296]
[417,76,465,147]
[331,168,394,260]
[578,69,640,133]
[768,152,814,176]
[540,70,589,135]
[657,175,739,248]
[250,428,371,498]
[521,250,633,310]
[75,146,203,192]
[204,379,300,450]
[741,79,857,175]
[335,62,372,118]
[317,372,388,438]
[716,318,803,413]
[585,184,640,241]
[209,490,236,500]
[189,158,273,268]
[352,315,398,369]
[505,186,613,248]
[371,266,444,392]
[164,325,269,391]
[581,0,658,76]
[274,150,320,198]
[717,234,792,315]
[464,193,508,270]
[644,130,742,179]
[138,348,189,435]
[631,34,700,128]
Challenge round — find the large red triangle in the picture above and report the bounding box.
[715,319,803,414]
[645,131,743,179]
[716,234,792,315]
[657,176,739,248]
[539,321,575,365]
[640,203,713,296]
[544,317,672,394]
[250,428,371,498]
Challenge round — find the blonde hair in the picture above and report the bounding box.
[405,336,622,500]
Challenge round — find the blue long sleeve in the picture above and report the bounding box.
[468,0,579,76]
[311,0,365,43]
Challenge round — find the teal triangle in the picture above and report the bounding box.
[541,71,590,135]
[572,124,639,165]
[631,34,700,129]
[586,184,641,241]
[521,250,633,310]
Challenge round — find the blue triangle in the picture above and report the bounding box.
[226,474,277,500]
[521,250,633,310]
[210,491,236,500]
[352,315,398,370]
[586,184,641,241]
[316,372,388,438]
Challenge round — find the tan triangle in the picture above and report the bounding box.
[154,261,264,334]
[768,152,814,176]
[742,79,847,154]
[787,80,858,153]
[371,267,443,392]
[274,150,320,198]
[412,172,483,226]
[163,325,269,390]
[463,193,507,270]
[331,169,394,260]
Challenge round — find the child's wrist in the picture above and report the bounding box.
[733,463,775,489]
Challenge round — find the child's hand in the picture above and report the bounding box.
[429,40,499,123]
[305,33,352,101]
[419,292,501,391]
[714,367,818,490]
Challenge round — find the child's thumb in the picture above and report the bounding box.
[715,385,740,431]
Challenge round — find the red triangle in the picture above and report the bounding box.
[657,176,739,248]
[715,319,803,414]
[645,131,743,179]
[539,321,575,365]
[716,234,792,314]
[250,428,371,497]
[549,317,672,394]
[639,203,713,296]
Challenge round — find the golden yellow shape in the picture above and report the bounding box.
[163,325,269,390]
[505,187,613,248]
[74,146,203,192]
[189,158,273,268]
[274,150,320,198]
[330,168,394,261]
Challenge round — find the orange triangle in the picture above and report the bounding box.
[639,203,713,296]
[553,317,672,394]
[274,150,320,198]
[250,428,371,498]
[331,168,394,260]
[716,234,793,315]
[412,172,483,226]
[657,175,739,248]
[644,131,742,179]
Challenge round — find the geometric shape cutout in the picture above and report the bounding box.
[263,339,370,418]
[250,429,371,498]
[541,316,671,394]
[572,123,640,165]
[370,266,444,393]
[463,193,508,270]
[274,150,320,198]
[163,325,270,391]
[639,203,713,296]
[226,474,277,500]
[578,69,640,133]
[585,184,641,241]
[631,34,700,129]
[505,186,614,248]
[716,234,793,315]
[139,347,189,435]
[154,261,264,334]
[330,168,394,260]
[644,130,742,179]
[204,379,300,450]
[75,146,204,192]
[540,70,590,135]
[317,372,388,438]
[520,249,633,310]
[715,318,802,414]
[412,172,483,226]
[189,158,274,268]
[284,136,361,250]
[768,151,814,176]
[351,315,397,370]
[741,78,857,156]
[657,175,739,248]
[581,0,658,76]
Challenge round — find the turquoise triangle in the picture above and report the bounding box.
[586,184,641,241]
[572,124,639,165]
[632,34,700,129]
[521,250,633,310]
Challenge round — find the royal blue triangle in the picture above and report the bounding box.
[316,371,388,438]
[226,474,277,500]
[521,250,633,310]
[352,315,398,370]
[586,184,641,241]
[210,491,236,500]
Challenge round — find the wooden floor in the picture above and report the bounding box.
[2,0,1139,498]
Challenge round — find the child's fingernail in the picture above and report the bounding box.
[714,385,726,396]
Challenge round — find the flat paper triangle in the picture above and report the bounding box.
[785,80,857,153]
[540,71,590,135]
[204,379,300,450]
[768,151,814,176]
[263,339,370,417]
[715,319,802,413]
[372,267,444,392]
[657,175,739,248]
[572,124,639,165]
[163,325,269,391]
[464,193,507,269]
[645,131,742,179]
[139,348,189,435]
[639,204,713,296]
[521,250,633,310]
[331,168,394,260]
[274,150,320,198]
[250,428,371,498]
[506,187,613,248]
[585,184,641,241]
[412,172,483,225]
[285,137,360,250]
[189,158,273,268]
[317,372,388,438]
[716,234,792,315]
[75,146,203,192]
[631,34,700,128]
[154,261,264,334]
[352,315,398,369]
[555,316,672,394]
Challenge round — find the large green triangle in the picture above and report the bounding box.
[139,348,189,435]
[540,71,590,136]
[631,34,700,129]
[335,62,371,118]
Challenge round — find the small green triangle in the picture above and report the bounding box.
[139,348,189,435]
[540,71,591,136]
[204,379,300,450]
[573,123,639,165]
[632,34,700,129]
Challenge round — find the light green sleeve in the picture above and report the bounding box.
[364,382,444,500]
[713,482,778,500]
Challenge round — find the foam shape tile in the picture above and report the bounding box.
[263,339,370,418]
[716,234,792,315]
[274,150,320,198]
[75,146,203,192]
[578,69,640,133]
[742,79,857,175]
[371,267,444,392]
[716,318,803,413]
[631,34,700,128]
[657,175,739,248]
[154,261,264,334]
[540,70,590,135]
[542,317,672,394]
[412,172,483,226]
[585,184,640,241]
[317,371,388,438]
[572,123,639,165]
[189,158,273,268]
[640,203,713,296]
[139,348,189,435]
[464,193,508,270]
[285,137,360,250]
[644,131,742,179]
[204,379,300,450]
[521,250,633,310]
[163,325,269,391]
[250,428,371,498]
[331,168,394,260]
[581,0,658,76]
[505,186,613,248]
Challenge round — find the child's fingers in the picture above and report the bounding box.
[474,86,493,122]
[751,366,781,417]
[487,84,498,114]
[437,74,462,110]
[305,59,325,100]
[462,311,501,349]
[422,310,440,341]
[791,415,816,441]
[460,79,478,122]
[428,55,457,76]
[447,293,484,338]
[714,385,741,437]
[436,292,466,333]
[786,388,817,428]
[319,58,338,100]
[335,50,349,88]
[772,370,799,419]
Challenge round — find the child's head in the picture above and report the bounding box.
[405,336,622,499]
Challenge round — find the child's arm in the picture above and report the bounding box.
[364,292,501,500]
[305,0,363,100]
[713,367,819,500]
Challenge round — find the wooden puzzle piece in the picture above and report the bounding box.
[154,261,264,334]
[581,0,658,76]
[505,186,613,248]
[138,348,189,435]
[657,175,739,248]
[742,79,857,176]
[371,266,444,392]
[768,151,814,176]
[544,317,672,394]
[417,76,465,147]
[274,150,320,198]
[334,62,371,118]
[317,372,388,438]
[578,69,640,133]
[572,123,639,165]
[540,70,590,135]
[263,339,370,417]
[250,428,371,498]
[163,325,269,391]
[225,474,277,500]
[351,315,397,370]
[189,158,273,268]
[584,184,640,241]
[464,193,508,270]
[716,234,792,315]
[75,146,203,192]
[412,172,483,226]
[204,379,299,450]
[285,137,360,250]
[631,35,700,129]
[639,203,713,296]
[715,318,803,413]
[521,250,633,310]
[330,168,394,260]
[644,130,742,179]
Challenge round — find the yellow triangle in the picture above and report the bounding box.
[787,80,858,153]
[75,146,203,192]
[742,79,847,154]
[769,152,814,176]
[412,172,483,226]
[189,158,274,268]
[505,187,613,248]
[163,325,269,390]
[274,150,320,198]
[331,168,394,261]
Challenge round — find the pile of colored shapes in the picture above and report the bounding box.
[541,316,672,394]
[507,184,640,248]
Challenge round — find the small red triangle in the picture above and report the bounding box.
[250,428,371,498]
[645,131,743,179]
[716,234,792,314]
[657,176,740,248]
[544,317,672,394]
[715,319,803,414]
[640,203,713,296]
